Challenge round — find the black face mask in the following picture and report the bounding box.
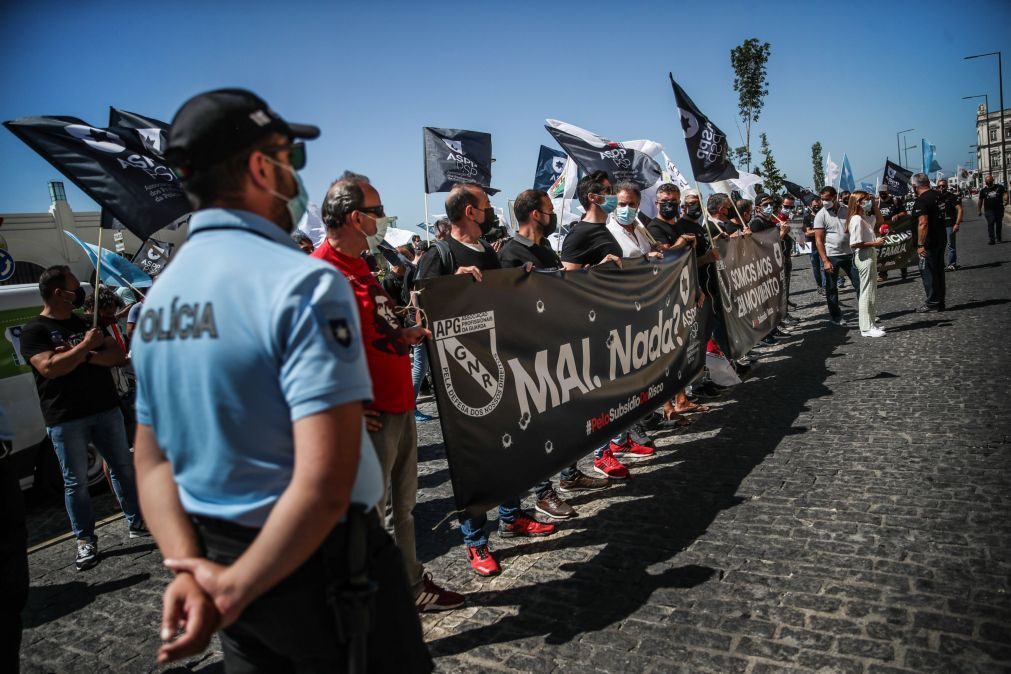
[479,206,499,235]
[63,286,85,309]
[658,201,680,220]
[541,212,557,237]
[684,203,703,221]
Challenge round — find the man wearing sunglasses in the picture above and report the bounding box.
[132,89,431,672]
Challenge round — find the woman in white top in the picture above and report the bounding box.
[606,182,656,258]
[847,191,886,337]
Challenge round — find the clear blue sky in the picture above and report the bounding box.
[2,0,1009,229]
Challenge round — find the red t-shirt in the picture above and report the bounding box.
[311,242,414,413]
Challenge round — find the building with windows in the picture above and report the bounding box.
[975,103,1011,186]
[0,181,188,286]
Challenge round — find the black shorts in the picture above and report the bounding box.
[194,510,432,674]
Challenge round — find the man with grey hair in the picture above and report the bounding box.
[313,174,465,612]
[909,172,947,312]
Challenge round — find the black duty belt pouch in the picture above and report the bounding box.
[320,504,379,646]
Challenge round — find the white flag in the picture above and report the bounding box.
[297,202,327,247]
[825,152,840,188]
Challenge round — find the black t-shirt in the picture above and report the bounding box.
[937,191,961,223]
[979,184,1007,212]
[498,234,560,270]
[417,236,501,280]
[877,196,906,220]
[748,216,776,232]
[670,217,716,297]
[559,220,622,267]
[910,190,947,250]
[646,217,679,246]
[802,212,818,242]
[19,314,120,426]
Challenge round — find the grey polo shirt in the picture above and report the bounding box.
[812,204,851,256]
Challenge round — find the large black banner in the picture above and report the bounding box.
[883,160,912,199]
[783,180,819,206]
[423,127,497,195]
[669,74,739,183]
[877,214,917,272]
[4,115,190,240]
[419,251,712,517]
[713,228,786,359]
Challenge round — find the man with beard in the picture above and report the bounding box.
[977,174,1009,244]
[417,183,557,577]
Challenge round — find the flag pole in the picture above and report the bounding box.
[92,227,104,328]
[424,193,431,242]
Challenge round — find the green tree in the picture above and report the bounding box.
[731,145,752,169]
[730,38,771,172]
[759,133,784,194]
[811,142,825,189]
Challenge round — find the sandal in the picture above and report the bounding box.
[658,411,693,429]
[674,401,710,414]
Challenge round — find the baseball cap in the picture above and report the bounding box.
[165,88,319,175]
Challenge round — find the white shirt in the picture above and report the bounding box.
[606,220,652,258]
[813,204,851,256]
[848,214,876,247]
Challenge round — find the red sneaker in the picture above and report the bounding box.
[416,573,465,612]
[593,448,630,479]
[466,544,500,576]
[499,513,556,537]
[610,437,655,461]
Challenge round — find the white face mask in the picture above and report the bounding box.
[614,205,638,226]
[366,216,391,252]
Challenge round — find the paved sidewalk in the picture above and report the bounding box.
[18,212,1011,673]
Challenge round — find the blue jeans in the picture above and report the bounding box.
[593,433,626,459]
[533,463,580,499]
[823,254,861,321]
[919,245,946,308]
[48,407,142,541]
[946,226,957,266]
[411,342,429,398]
[460,498,521,548]
[809,250,824,288]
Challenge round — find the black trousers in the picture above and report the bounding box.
[195,510,432,674]
[919,245,946,309]
[0,445,29,674]
[984,208,1004,243]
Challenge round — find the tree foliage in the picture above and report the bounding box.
[730,38,771,172]
[731,145,752,169]
[759,133,784,194]
[811,142,825,190]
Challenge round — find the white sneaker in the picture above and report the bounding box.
[860,328,886,338]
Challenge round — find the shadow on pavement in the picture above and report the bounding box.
[427,324,847,655]
[944,298,1010,312]
[23,572,149,628]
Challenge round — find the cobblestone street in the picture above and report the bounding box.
[18,212,1011,673]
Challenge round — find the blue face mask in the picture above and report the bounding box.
[599,194,618,213]
[615,205,638,226]
[761,204,774,216]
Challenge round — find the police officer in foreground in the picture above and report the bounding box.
[131,89,431,672]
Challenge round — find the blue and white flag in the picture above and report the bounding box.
[839,154,856,192]
[64,231,152,289]
[922,139,942,173]
[860,181,875,194]
[533,145,568,191]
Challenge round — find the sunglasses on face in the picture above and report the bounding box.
[261,142,307,170]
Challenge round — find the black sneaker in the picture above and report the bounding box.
[557,470,611,493]
[534,489,578,520]
[694,382,727,400]
[760,335,777,345]
[628,422,655,448]
[76,539,98,571]
[915,304,944,313]
[129,521,151,539]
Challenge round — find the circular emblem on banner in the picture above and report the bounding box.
[773,240,783,267]
[65,124,126,153]
[679,108,700,139]
[0,249,15,282]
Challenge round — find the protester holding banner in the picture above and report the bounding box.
[976,174,1007,245]
[846,192,886,337]
[910,173,947,313]
[132,89,430,670]
[732,198,754,232]
[708,193,742,238]
[417,183,557,577]
[935,179,962,271]
[607,183,656,259]
[499,190,611,520]
[560,171,623,270]
[875,185,909,282]
[646,184,695,253]
[751,194,797,328]
[314,174,464,613]
[814,187,860,326]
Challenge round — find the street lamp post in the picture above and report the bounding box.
[896,127,914,167]
[904,142,917,170]
[964,95,991,179]
[965,51,1006,186]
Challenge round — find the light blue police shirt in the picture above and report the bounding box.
[132,208,383,527]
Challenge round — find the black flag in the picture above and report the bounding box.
[533,145,568,191]
[423,127,498,194]
[544,119,663,189]
[4,115,190,240]
[669,74,739,183]
[882,160,912,198]
[783,180,819,206]
[133,237,175,277]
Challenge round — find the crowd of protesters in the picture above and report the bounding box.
[6,86,1007,672]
